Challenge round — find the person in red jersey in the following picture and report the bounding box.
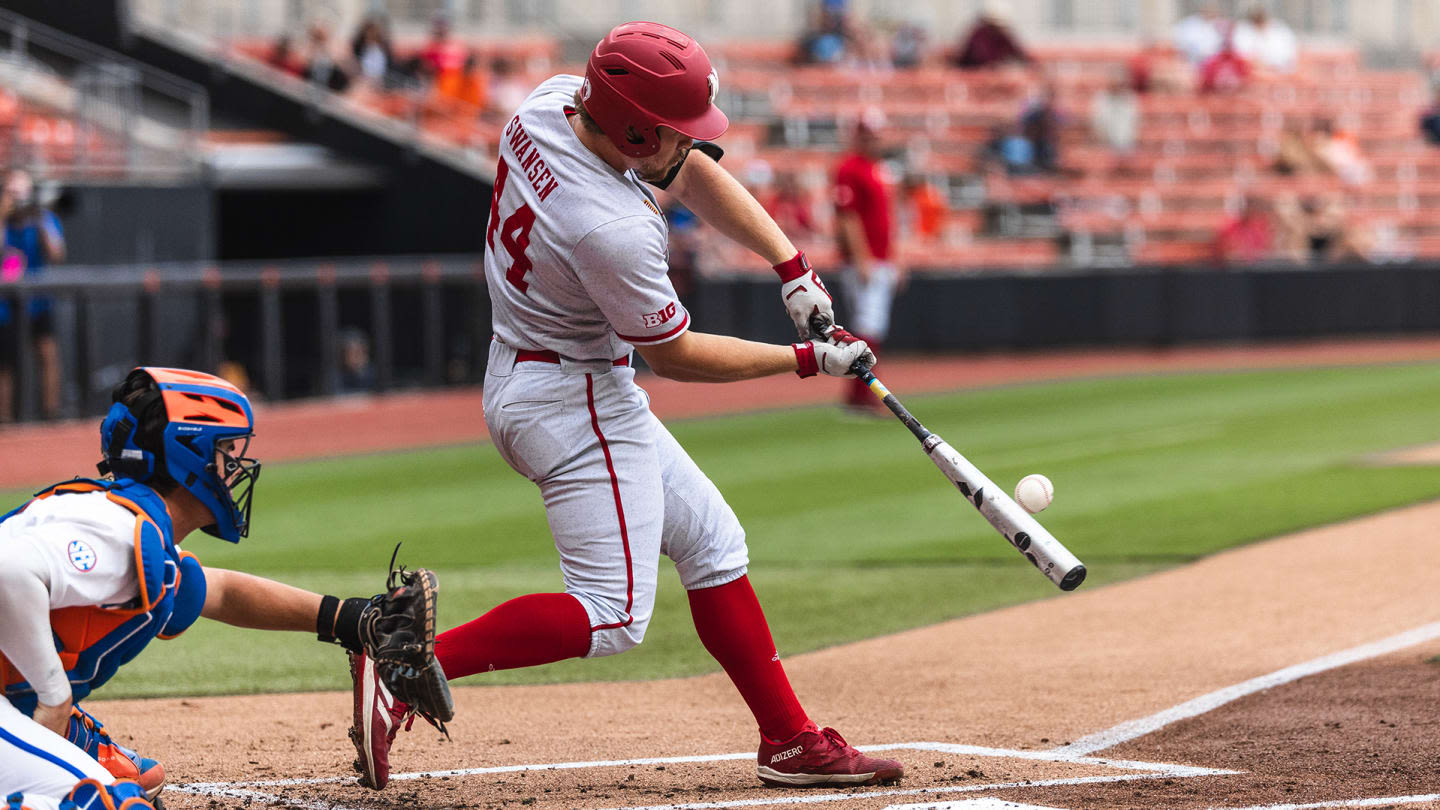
[833,109,899,414]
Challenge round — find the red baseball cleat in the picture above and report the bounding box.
[756,722,904,787]
[348,652,412,790]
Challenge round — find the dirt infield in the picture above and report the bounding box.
[7,335,1440,490]
[34,336,1432,810]
[95,498,1440,810]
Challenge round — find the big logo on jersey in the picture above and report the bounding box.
[643,302,678,329]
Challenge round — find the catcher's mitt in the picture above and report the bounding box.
[360,544,455,731]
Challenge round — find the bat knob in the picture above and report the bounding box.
[1059,565,1087,592]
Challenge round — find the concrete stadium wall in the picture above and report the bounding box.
[694,264,1440,350]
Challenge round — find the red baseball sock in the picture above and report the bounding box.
[435,593,592,679]
[687,576,810,742]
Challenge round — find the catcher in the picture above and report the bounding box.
[0,367,452,810]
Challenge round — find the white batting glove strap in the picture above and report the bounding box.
[774,252,835,339]
[808,337,875,377]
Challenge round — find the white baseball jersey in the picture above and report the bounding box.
[484,75,690,360]
[0,493,138,807]
[480,75,748,659]
[0,492,140,704]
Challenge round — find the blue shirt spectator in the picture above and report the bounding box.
[0,171,64,327]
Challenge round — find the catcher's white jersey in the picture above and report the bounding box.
[485,74,690,361]
[0,493,141,808]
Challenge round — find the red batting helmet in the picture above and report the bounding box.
[580,21,729,158]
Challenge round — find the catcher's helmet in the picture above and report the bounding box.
[98,367,261,543]
[581,21,729,158]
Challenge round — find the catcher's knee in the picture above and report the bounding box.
[65,778,154,810]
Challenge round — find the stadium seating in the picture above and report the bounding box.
[220,33,1440,270]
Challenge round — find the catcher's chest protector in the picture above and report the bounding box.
[0,478,208,714]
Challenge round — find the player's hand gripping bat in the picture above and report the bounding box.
[814,318,1086,591]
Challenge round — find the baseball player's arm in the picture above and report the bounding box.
[0,545,74,734]
[639,329,872,382]
[201,567,326,633]
[666,150,796,265]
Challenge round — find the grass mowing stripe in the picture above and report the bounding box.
[3,363,1435,698]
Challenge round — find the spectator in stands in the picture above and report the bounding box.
[1272,118,1326,175]
[796,1,853,65]
[1198,35,1250,94]
[901,172,946,243]
[302,20,351,93]
[890,22,927,70]
[0,169,65,422]
[351,15,393,87]
[1232,6,1297,75]
[833,111,898,415]
[951,2,1030,70]
[764,171,819,241]
[435,50,486,110]
[420,13,466,83]
[267,33,304,77]
[1311,119,1372,186]
[337,328,376,394]
[979,122,1037,176]
[1213,194,1273,265]
[1090,70,1139,155]
[663,201,703,313]
[1173,2,1225,66]
[1020,82,1063,173]
[1421,89,1440,145]
[1273,192,1370,263]
[485,57,532,122]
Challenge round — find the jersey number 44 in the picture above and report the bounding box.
[486,158,536,294]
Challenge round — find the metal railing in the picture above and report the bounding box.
[0,258,488,422]
[0,7,208,181]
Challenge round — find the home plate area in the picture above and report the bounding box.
[168,741,1236,810]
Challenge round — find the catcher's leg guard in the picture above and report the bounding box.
[65,708,165,801]
[61,778,154,810]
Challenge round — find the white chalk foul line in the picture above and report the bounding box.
[169,620,1440,808]
[171,743,1233,792]
[1050,620,1440,757]
[582,773,1180,810]
[1216,794,1440,810]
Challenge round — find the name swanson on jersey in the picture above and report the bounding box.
[503,116,561,203]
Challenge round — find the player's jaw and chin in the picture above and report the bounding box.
[634,129,693,184]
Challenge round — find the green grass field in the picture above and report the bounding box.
[11,362,1440,699]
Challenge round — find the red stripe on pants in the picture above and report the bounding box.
[585,372,635,632]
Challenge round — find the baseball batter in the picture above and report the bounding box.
[351,20,904,791]
[0,367,444,809]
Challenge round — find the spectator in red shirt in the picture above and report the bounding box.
[834,111,898,414]
[764,171,818,241]
[419,13,465,81]
[1198,35,1250,94]
[1213,195,1273,265]
[952,5,1030,70]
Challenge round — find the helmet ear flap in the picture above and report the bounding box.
[97,371,167,482]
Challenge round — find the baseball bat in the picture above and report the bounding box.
[815,320,1086,591]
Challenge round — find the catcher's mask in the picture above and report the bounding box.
[98,367,261,543]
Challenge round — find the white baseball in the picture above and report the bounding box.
[1014,473,1054,514]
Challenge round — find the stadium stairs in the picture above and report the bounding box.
[6,1,491,258]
